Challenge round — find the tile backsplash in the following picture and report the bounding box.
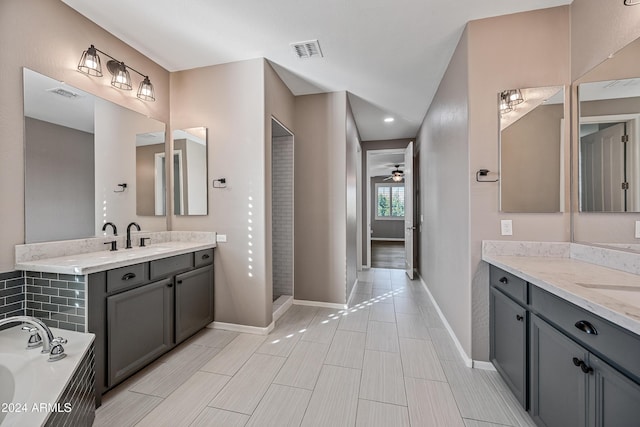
[0,270,25,320]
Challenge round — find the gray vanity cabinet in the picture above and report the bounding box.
[107,277,174,387]
[175,265,214,344]
[490,287,527,407]
[589,355,640,426]
[530,314,589,427]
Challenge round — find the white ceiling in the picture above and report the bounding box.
[62,0,570,141]
[368,150,405,178]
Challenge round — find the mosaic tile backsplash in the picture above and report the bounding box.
[0,270,24,320]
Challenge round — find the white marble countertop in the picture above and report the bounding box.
[0,325,94,427]
[15,232,217,276]
[483,253,640,336]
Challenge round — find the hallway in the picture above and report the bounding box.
[93,268,534,427]
[371,241,405,269]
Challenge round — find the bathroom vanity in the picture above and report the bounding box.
[15,231,216,405]
[484,242,640,426]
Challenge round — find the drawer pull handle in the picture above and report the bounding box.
[499,277,508,284]
[516,314,524,322]
[168,283,173,288]
[177,280,183,284]
[202,254,210,260]
[572,357,593,374]
[122,272,136,281]
[575,320,598,335]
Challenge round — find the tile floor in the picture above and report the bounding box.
[93,268,535,427]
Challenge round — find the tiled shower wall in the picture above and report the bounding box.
[272,136,294,298]
[0,271,25,320]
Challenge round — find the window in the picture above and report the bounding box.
[375,183,405,219]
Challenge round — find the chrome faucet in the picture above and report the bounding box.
[0,316,67,361]
[126,222,141,249]
[102,221,118,236]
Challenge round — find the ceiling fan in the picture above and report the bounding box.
[384,164,404,182]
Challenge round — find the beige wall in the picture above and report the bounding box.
[0,0,169,273]
[170,59,272,327]
[345,98,360,299]
[294,92,349,304]
[416,28,472,356]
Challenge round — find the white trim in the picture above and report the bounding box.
[210,321,274,335]
[371,238,405,242]
[346,279,359,307]
[293,299,348,310]
[472,360,497,371]
[273,296,293,322]
[417,273,473,368]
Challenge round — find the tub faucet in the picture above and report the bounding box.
[0,316,66,361]
[102,221,118,236]
[126,222,141,249]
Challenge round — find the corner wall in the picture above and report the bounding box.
[0,0,170,273]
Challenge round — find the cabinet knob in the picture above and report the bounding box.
[121,272,136,281]
[499,277,508,284]
[572,357,593,374]
[202,254,210,260]
[516,314,524,322]
[177,280,183,284]
[575,320,598,335]
[167,283,173,288]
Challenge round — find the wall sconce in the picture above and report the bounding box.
[77,44,155,102]
[499,89,525,115]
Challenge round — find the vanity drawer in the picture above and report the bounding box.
[106,263,149,294]
[194,249,214,268]
[150,253,193,280]
[490,266,527,306]
[530,285,640,382]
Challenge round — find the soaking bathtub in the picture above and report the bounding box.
[0,325,94,427]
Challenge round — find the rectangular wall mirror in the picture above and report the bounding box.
[24,68,167,243]
[499,86,565,213]
[172,127,208,215]
[578,78,640,212]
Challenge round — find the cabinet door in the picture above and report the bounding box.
[107,278,173,387]
[490,287,527,408]
[530,314,589,427]
[590,355,640,427]
[175,266,214,344]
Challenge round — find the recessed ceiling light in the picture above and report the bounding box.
[384,117,394,123]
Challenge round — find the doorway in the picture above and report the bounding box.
[271,118,294,304]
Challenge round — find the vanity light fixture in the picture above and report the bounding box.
[499,91,513,114]
[77,44,155,101]
[507,89,524,106]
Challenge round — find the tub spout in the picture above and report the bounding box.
[0,316,56,354]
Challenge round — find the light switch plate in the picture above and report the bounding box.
[216,234,227,243]
[636,221,640,239]
[501,220,513,236]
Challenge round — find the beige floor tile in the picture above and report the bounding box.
[396,312,431,340]
[338,307,370,333]
[399,337,447,381]
[130,345,221,397]
[184,328,239,348]
[93,390,162,427]
[349,292,376,306]
[135,371,230,427]
[355,399,410,427]
[429,327,464,361]
[359,350,406,406]
[370,288,396,301]
[325,330,366,369]
[245,384,312,427]
[393,296,421,315]
[372,280,392,290]
[441,360,519,426]
[301,365,361,427]
[300,308,340,344]
[463,418,510,427]
[209,353,286,414]
[256,327,304,357]
[369,302,396,322]
[273,340,330,390]
[273,304,318,333]
[405,377,465,427]
[190,407,249,427]
[365,320,399,353]
[200,333,266,375]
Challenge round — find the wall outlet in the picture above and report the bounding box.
[501,220,513,236]
[216,234,227,243]
[636,221,640,239]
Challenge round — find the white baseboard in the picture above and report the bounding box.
[371,238,405,242]
[346,279,359,307]
[472,360,496,371]
[210,321,274,335]
[293,299,347,310]
[273,296,293,322]
[417,273,473,368]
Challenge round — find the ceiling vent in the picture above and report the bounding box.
[291,40,323,59]
[46,87,81,99]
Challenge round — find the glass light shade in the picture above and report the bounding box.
[137,77,155,101]
[499,92,513,114]
[392,174,403,182]
[111,63,132,90]
[508,89,524,105]
[77,45,102,76]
